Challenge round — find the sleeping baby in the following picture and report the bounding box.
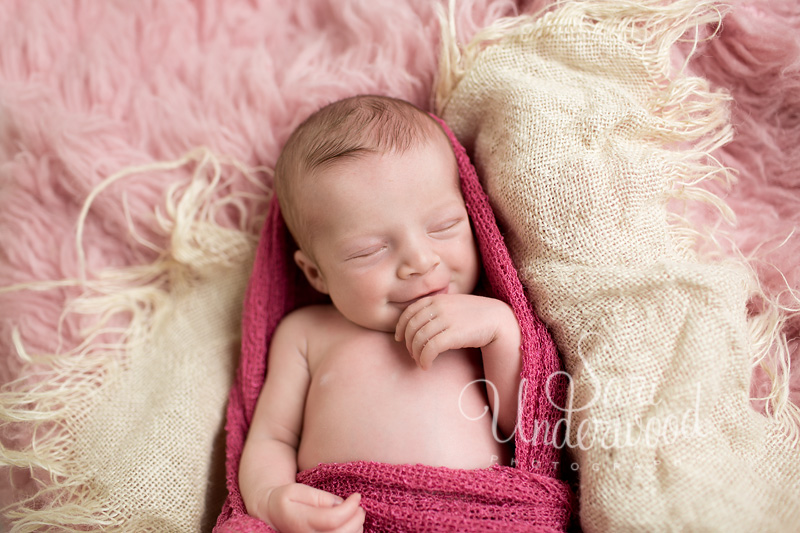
[239,95,523,532]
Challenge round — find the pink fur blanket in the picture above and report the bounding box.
[1,0,798,530]
[2,0,796,405]
[215,116,575,531]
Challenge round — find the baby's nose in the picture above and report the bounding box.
[397,245,439,279]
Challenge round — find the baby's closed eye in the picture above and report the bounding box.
[428,217,464,237]
[346,244,387,261]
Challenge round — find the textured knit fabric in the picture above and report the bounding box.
[215,117,574,532]
[296,462,571,532]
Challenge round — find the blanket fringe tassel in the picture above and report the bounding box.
[433,0,799,446]
[0,148,269,531]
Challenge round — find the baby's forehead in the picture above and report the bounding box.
[286,116,460,227]
[312,134,457,187]
[298,136,461,214]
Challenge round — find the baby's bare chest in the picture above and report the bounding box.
[297,327,503,468]
[306,328,483,402]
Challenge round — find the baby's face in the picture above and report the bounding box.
[295,132,480,332]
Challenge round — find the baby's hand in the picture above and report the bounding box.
[394,294,514,370]
[262,483,365,533]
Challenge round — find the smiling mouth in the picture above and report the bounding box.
[391,286,448,307]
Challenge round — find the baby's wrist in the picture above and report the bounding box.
[489,300,521,347]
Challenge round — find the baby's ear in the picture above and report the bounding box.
[294,250,329,294]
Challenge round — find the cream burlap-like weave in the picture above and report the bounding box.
[0,151,261,531]
[439,1,800,531]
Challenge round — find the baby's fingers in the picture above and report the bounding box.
[307,493,364,532]
[394,298,433,342]
[409,320,447,369]
[418,324,474,370]
[398,306,436,353]
[330,499,366,533]
[297,486,346,508]
[417,326,457,370]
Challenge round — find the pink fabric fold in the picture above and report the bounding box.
[215,115,573,532]
[296,462,573,532]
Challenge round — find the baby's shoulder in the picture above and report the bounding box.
[276,304,344,333]
[273,305,357,357]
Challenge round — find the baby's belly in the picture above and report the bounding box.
[297,332,511,472]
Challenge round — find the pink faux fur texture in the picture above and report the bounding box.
[0,0,798,526]
[0,0,521,383]
[676,0,800,407]
[0,0,522,518]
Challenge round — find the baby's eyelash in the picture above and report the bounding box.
[430,218,462,233]
[348,245,385,260]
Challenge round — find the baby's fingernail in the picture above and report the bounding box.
[334,496,344,505]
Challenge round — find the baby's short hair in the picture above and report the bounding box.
[275,95,441,253]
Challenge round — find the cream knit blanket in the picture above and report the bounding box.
[438,1,800,531]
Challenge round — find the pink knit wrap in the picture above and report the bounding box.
[215,116,574,532]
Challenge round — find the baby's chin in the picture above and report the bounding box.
[333,308,399,334]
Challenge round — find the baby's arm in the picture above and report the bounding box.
[239,312,365,532]
[395,294,522,438]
